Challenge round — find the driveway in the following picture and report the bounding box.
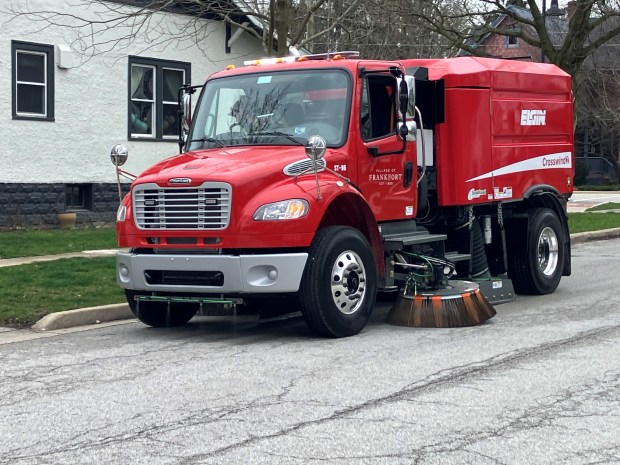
[568,190,620,212]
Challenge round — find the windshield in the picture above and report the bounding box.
[187,69,350,150]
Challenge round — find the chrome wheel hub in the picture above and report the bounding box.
[331,250,367,315]
[537,226,559,276]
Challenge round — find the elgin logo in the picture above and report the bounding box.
[520,109,546,126]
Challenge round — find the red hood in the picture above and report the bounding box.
[135,145,311,187]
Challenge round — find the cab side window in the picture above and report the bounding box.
[360,75,397,141]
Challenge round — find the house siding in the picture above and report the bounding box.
[477,31,541,61]
[0,183,128,229]
[0,0,263,228]
[472,17,542,61]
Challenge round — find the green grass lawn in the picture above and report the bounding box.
[0,228,117,259]
[0,257,125,327]
[585,202,620,212]
[568,212,620,233]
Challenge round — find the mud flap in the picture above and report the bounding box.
[562,234,572,276]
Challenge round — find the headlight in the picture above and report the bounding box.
[116,205,127,222]
[253,199,309,221]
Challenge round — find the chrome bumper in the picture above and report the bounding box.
[116,251,308,294]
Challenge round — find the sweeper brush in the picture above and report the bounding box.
[386,280,496,328]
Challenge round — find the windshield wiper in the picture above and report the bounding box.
[189,137,226,148]
[249,131,305,146]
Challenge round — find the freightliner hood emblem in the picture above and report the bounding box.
[168,177,192,184]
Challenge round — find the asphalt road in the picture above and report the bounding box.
[1,239,619,465]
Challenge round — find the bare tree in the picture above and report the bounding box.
[4,0,348,58]
[574,29,620,180]
[5,0,469,61]
[296,0,458,58]
[406,0,620,91]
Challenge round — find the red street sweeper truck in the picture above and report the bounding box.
[111,52,574,337]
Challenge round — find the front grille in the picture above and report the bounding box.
[133,182,231,230]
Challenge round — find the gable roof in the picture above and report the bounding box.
[106,0,266,36]
[105,0,316,56]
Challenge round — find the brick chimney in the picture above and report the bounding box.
[546,0,564,17]
[566,0,577,20]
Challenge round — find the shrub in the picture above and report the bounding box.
[574,160,590,186]
[574,184,620,191]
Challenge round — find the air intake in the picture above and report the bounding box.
[283,158,326,176]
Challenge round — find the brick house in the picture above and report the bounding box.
[461,0,568,62]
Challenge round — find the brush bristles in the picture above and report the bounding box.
[387,289,496,328]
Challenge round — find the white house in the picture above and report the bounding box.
[0,0,264,228]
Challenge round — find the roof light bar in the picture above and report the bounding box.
[243,51,359,66]
[302,51,360,61]
[244,56,298,66]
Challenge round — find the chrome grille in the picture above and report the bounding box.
[133,182,231,230]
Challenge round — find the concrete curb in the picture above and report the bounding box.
[31,304,133,332]
[570,227,620,244]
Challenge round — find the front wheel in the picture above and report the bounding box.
[125,290,198,327]
[509,208,565,295]
[300,226,377,338]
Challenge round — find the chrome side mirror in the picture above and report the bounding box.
[305,135,327,161]
[110,144,135,203]
[110,144,128,166]
[404,76,416,111]
[304,135,327,201]
[182,92,192,130]
[399,78,409,118]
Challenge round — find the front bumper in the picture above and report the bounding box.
[116,251,308,294]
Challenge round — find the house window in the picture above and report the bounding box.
[65,184,93,211]
[128,56,191,140]
[505,35,519,48]
[11,41,54,120]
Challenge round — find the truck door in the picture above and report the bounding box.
[355,66,418,222]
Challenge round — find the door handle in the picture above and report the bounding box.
[404,162,413,188]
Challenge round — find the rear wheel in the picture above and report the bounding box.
[125,290,198,327]
[509,208,565,294]
[300,226,377,338]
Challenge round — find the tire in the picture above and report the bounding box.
[509,208,565,295]
[300,226,377,338]
[125,290,198,328]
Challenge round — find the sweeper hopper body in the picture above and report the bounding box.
[402,57,573,208]
[113,53,574,337]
